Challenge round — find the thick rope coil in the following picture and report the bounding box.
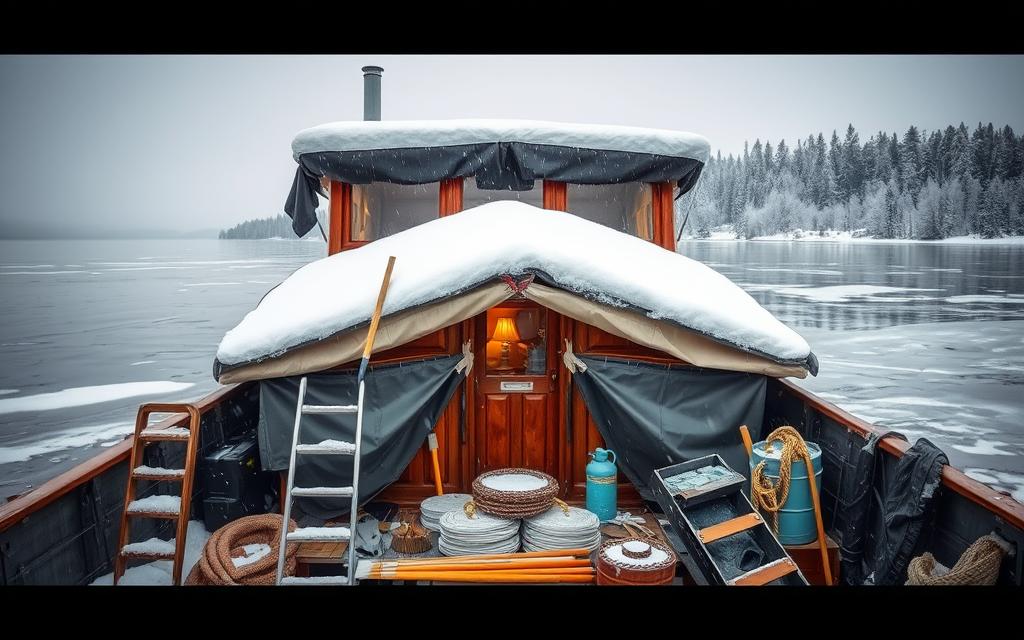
[750,426,809,534]
[185,514,298,585]
[907,534,1010,585]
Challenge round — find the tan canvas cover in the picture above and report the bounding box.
[525,283,807,378]
[219,280,807,383]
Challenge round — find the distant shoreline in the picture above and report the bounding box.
[679,229,1024,245]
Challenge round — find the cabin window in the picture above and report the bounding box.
[463,180,544,209]
[566,183,653,240]
[350,182,440,241]
[485,304,547,376]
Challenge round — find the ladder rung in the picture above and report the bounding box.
[281,575,349,585]
[698,512,763,544]
[291,486,354,498]
[728,558,799,586]
[132,465,186,481]
[121,537,176,559]
[139,427,191,441]
[287,526,351,542]
[295,440,356,456]
[126,495,181,517]
[301,404,358,414]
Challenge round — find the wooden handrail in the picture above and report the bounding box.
[778,378,1024,531]
[0,382,252,533]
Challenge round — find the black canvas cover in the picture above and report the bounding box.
[258,354,464,519]
[836,429,908,586]
[570,356,766,499]
[285,143,705,237]
[869,437,948,585]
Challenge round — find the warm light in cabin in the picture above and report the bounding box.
[490,317,521,370]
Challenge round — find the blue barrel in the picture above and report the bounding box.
[750,440,822,545]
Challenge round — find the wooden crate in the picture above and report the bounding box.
[785,535,839,586]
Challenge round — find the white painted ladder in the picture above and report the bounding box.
[275,255,396,586]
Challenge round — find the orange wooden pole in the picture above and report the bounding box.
[739,424,754,459]
[385,548,591,564]
[374,570,594,584]
[428,432,443,496]
[373,558,592,573]
[804,450,834,586]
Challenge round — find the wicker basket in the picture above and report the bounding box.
[595,537,676,586]
[471,468,559,520]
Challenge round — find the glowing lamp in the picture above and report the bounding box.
[491,317,521,370]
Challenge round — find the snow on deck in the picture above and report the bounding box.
[92,520,210,586]
[122,537,176,556]
[216,201,811,368]
[127,494,181,514]
[292,118,710,162]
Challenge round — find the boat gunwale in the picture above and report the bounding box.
[0,382,252,534]
[778,378,1024,531]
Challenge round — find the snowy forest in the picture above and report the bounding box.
[219,209,326,239]
[683,122,1024,240]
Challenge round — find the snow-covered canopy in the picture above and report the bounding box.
[292,119,711,163]
[215,202,814,380]
[284,119,710,239]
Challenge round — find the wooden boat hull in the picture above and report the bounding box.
[1,377,1020,585]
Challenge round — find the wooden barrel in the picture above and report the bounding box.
[595,537,676,586]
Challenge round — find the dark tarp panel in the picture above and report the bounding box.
[258,354,465,519]
[836,429,909,586]
[869,437,949,585]
[571,356,766,500]
[284,143,705,237]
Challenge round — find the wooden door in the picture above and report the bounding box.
[473,301,560,479]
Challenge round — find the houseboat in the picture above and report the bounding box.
[0,68,1020,587]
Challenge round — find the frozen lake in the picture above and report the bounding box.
[0,238,1022,502]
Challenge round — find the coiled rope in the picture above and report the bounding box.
[906,534,1010,585]
[749,425,832,585]
[185,514,298,585]
[750,426,808,532]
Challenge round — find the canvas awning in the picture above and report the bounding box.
[285,119,710,237]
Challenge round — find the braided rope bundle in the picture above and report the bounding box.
[750,426,809,533]
[906,535,1009,585]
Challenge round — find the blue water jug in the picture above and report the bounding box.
[586,448,618,521]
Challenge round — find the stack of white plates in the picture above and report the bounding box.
[419,493,472,532]
[438,509,521,556]
[521,506,601,552]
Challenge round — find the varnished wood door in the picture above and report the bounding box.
[473,302,560,479]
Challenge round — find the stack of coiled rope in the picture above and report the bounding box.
[185,514,298,585]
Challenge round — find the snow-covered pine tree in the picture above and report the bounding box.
[842,124,864,200]
[899,125,924,205]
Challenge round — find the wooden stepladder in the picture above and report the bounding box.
[113,403,201,586]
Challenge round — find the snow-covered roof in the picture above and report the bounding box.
[292,119,711,163]
[215,202,813,375]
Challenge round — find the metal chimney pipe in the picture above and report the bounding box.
[361,65,383,121]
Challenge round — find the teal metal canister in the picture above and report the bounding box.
[586,448,618,521]
[750,440,823,545]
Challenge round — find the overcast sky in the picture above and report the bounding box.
[1,55,1022,236]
